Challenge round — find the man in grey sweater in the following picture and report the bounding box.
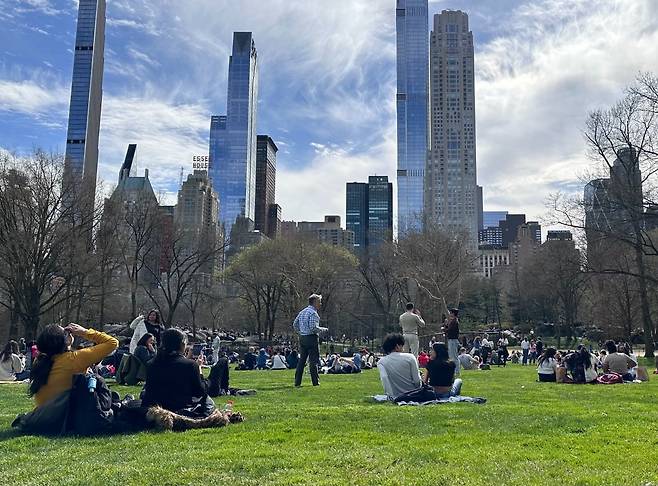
[377,334,422,400]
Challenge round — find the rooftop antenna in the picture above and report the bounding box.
[179,166,184,188]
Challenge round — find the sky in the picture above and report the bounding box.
[1,0,657,230]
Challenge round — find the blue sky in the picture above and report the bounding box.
[1,0,657,226]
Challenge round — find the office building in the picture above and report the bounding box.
[478,245,510,279]
[346,182,369,250]
[254,135,277,236]
[396,0,429,234]
[426,10,479,246]
[176,170,222,276]
[267,203,282,239]
[284,216,354,249]
[546,230,573,242]
[500,214,526,247]
[478,226,503,246]
[346,176,393,252]
[482,211,508,230]
[209,32,259,235]
[63,0,106,202]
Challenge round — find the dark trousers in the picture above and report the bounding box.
[522,349,529,365]
[295,334,320,386]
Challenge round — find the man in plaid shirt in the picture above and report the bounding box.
[293,294,327,387]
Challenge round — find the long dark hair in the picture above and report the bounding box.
[1,340,19,362]
[155,328,186,361]
[538,347,557,366]
[431,342,450,363]
[145,309,161,325]
[29,325,68,397]
[578,346,592,369]
[137,332,155,348]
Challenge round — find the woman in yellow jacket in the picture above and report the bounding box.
[30,323,118,407]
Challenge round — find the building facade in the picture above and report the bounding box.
[285,216,354,249]
[426,10,478,246]
[396,0,429,234]
[477,245,510,278]
[482,210,508,230]
[64,0,106,200]
[267,203,282,239]
[254,135,277,236]
[209,32,259,235]
[346,176,393,252]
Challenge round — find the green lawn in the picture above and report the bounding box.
[1,364,658,486]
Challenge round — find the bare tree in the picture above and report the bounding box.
[0,151,96,339]
[550,73,658,355]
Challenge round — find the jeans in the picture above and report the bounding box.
[522,348,529,365]
[295,334,320,386]
[435,378,463,399]
[402,333,420,357]
[448,339,460,375]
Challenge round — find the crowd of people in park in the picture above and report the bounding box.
[3,292,655,435]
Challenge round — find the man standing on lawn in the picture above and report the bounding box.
[443,308,461,375]
[521,336,530,365]
[399,302,425,357]
[293,294,327,387]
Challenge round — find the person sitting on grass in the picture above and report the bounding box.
[457,347,480,371]
[285,348,299,369]
[602,340,636,381]
[29,323,118,407]
[239,347,258,370]
[0,340,30,381]
[423,343,462,399]
[377,334,421,400]
[142,328,214,418]
[134,333,156,366]
[270,350,288,370]
[256,348,270,370]
[537,347,558,382]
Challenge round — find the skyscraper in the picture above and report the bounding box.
[176,170,221,276]
[396,0,429,234]
[346,176,393,252]
[209,32,259,235]
[63,0,106,200]
[368,176,394,248]
[426,10,478,246]
[254,135,277,236]
[482,211,508,229]
[346,182,369,250]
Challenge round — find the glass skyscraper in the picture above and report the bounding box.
[396,0,429,234]
[426,10,478,247]
[64,0,105,199]
[209,32,259,235]
[346,176,393,253]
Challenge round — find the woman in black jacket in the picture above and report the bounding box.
[141,328,214,417]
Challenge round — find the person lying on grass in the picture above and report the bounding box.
[29,323,118,407]
[423,343,462,399]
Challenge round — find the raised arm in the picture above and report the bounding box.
[66,326,119,371]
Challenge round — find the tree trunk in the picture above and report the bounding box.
[633,243,655,357]
[131,281,137,319]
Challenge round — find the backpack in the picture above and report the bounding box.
[596,372,624,385]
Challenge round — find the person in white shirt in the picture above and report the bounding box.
[537,347,558,382]
[0,340,27,381]
[377,334,422,400]
[270,351,288,370]
[399,303,425,357]
[520,337,530,366]
[212,333,221,364]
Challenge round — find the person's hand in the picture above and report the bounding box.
[64,323,87,336]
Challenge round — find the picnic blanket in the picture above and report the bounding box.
[0,380,27,384]
[371,395,486,406]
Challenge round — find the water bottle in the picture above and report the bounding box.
[87,372,97,393]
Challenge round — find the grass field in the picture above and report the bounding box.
[1,364,658,486]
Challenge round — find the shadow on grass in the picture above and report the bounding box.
[0,427,21,443]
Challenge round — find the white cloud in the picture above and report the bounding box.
[0,78,68,116]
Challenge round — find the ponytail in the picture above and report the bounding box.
[28,353,55,397]
[28,324,68,397]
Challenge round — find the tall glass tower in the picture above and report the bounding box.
[426,10,478,247]
[209,32,259,235]
[64,0,105,199]
[396,0,429,235]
